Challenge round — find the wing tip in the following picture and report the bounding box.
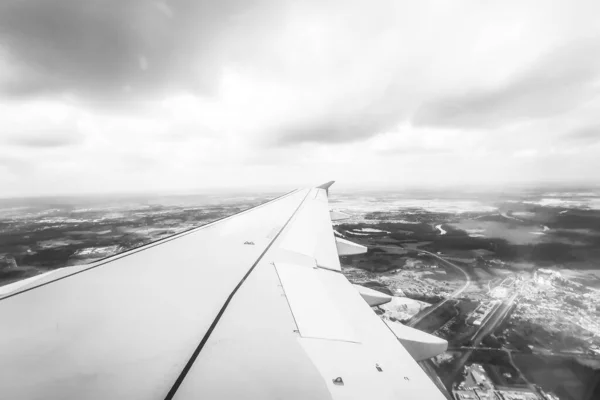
[317,180,335,190]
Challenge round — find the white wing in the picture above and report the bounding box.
[0,183,446,400]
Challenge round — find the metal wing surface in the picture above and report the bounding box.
[0,184,445,400]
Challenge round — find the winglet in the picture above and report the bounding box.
[317,181,335,195]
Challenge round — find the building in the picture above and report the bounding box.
[453,390,479,400]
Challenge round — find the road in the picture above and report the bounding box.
[443,290,520,388]
[449,346,600,361]
[374,245,472,396]
[505,349,538,393]
[407,250,472,328]
[470,291,519,346]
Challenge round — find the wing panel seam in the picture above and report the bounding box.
[163,189,311,400]
[272,262,300,332]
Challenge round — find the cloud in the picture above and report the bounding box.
[512,149,539,158]
[0,0,259,99]
[0,100,84,148]
[413,40,600,129]
[366,127,469,156]
[0,155,34,174]
[6,130,81,148]
[566,125,600,144]
[273,89,409,145]
[1,0,600,195]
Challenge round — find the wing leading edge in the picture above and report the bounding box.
[0,183,446,400]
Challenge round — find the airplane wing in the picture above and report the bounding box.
[0,182,447,400]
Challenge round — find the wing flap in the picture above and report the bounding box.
[275,261,359,343]
[171,260,332,400]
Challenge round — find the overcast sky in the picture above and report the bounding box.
[1,0,599,196]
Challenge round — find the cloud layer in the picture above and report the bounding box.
[414,40,600,129]
[0,0,258,98]
[1,0,600,196]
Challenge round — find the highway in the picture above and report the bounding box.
[470,291,519,346]
[374,245,472,398]
[375,244,523,393]
[443,288,520,388]
[407,250,472,328]
[449,346,600,361]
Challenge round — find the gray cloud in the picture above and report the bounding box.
[2,0,600,195]
[413,40,600,129]
[566,125,600,144]
[275,114,396,145]
[376,145,454,156]
[0,0,259,99]
[274,84,410,145]
[0,155,34,174]
[2,0,413,146]
[7,130,81,148]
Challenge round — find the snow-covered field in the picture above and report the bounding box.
[523,197,600,210]
[465,228,486,238]
[335,197,498,215]
[379,297,431,321]
[74,245,121,257]
[353,228,391,234]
